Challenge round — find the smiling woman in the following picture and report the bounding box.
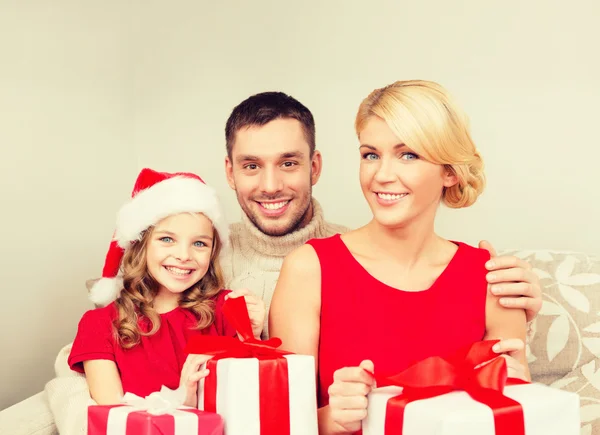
[269,80,529,435]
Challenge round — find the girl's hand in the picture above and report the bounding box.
[179,354,213,407]
[492,338,530,381]
[327,360,375,434]
[227,288,266,339]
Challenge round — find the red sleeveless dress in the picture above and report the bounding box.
[306,234,491,408]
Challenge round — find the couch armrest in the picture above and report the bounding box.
[0,392,57,435]
[43,343,95,435]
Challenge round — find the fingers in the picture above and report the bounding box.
[487,268,537,288]
[333,364,375,386]
[187,368,210,387]
[492,338,525,355]
[479,240,498,257]
[226,288,252,299]
[328,394,368,412]
[500,355,528,381]
[486,256,533,273]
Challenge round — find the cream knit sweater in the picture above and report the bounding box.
[35,198,347,435]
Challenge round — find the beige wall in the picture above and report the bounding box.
[0,2,135,409]
[1,0,599,410]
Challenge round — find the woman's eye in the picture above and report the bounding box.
[362,153,378,160]
[401,152,419,160]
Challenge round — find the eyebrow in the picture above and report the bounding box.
[153,230,213,240]
[236,151,305,163]
[359,143,406,150]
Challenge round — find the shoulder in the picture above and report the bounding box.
[78,303,118,326]
[284,243,322,272]
[454,241,491,264]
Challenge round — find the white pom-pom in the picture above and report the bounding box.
[89,277,123,307]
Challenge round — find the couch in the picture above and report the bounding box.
[1,249,599,435]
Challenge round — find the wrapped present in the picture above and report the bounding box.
[184,297,318,435]
[362,340,580,435]
[88,387,224,435]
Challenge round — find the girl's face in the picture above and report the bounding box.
[146,213,214,297]
[358,116,457,229]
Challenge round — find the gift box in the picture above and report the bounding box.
[88,389,224,435]
[185,297,319,435]
[362,341,580,435]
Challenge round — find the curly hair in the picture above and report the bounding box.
[112,221,224,349]
[355,79,486,209]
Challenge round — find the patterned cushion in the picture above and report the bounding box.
[501,249,600,434]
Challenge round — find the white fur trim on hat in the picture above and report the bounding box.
[114,176,230,248]
[89,277,124,307]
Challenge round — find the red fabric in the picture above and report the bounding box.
[68,290,237,397]
[308,234,490,408]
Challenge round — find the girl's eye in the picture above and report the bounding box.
[159,236,173,243]
[193,241,206,247]
[362,152,379,160]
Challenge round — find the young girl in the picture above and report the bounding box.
[269,80,530,434]
[68,168,265,408]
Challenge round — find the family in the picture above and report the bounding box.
[46,79,543,434]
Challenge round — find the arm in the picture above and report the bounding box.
[479,240,542,323]
[82,360,124,405]
[484,284,531,381]
[269,245,368,435]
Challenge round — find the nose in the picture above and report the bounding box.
[259,167,283,195]
[373,156,396,184]
[175,244,191,262]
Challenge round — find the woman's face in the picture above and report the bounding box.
[358,116,457,230]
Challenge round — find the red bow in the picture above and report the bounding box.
[370,340,528,435]
[184,296,292,435]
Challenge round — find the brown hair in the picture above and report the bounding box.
[113,221,224,349]
[225,91,316,158]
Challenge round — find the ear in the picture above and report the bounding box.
[225,156,236,190]
[442,166,459,188]
[310,150,323,186]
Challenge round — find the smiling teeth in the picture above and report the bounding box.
[262,201,288,210]
[377,193,407,200]
[165,266,192,275]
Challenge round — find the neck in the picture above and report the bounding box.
[152,288,180,314]
[364,213,442,267]
[238,197,329,257]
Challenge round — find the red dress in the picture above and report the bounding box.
[307,234,490,408]
[68,290,237,397]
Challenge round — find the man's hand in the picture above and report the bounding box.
[479,240,542,323]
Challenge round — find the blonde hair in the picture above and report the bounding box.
[113,220,224,349]
[355,80,485,208]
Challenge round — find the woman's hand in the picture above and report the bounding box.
[227,288,266,339]
[326,360,375,434]
[492,338,530,381]
[179,354,213,407]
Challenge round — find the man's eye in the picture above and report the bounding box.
[244,164,258,170]
[282,161,296,168]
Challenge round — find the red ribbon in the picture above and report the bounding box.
[368,340,528,435]
[184,297,291,435]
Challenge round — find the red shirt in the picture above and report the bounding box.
[68,290,237,397]
[307,235,490,408]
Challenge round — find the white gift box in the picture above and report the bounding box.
[197,354,318,435]
[363,383,580,435]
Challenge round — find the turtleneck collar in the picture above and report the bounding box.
[237,198,329,258]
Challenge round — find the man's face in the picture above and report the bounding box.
[225,118,322,236]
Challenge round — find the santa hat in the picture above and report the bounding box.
[89,168,229,307]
